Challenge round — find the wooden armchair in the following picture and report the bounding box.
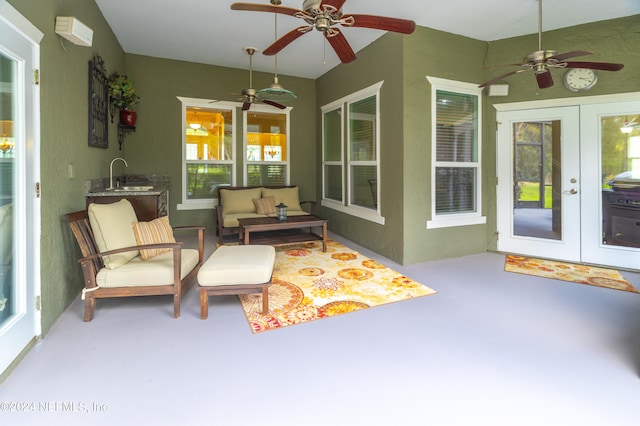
[66,200,205,321]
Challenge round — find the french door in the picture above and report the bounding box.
[497,100,640,270]
[580,101,640,269]
[497,107,581,262]
[0,4,42,375]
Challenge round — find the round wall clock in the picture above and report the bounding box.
[563,68,598,92]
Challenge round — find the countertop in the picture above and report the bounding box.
[86,183,169,197]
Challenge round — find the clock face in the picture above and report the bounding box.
[563,68,598,92]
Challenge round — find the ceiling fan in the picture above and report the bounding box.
[230,0,416,64]
[620,117,638,134]
[479,0,624,90]
[238,47,286,111]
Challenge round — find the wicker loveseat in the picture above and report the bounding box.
[215,186,317,244]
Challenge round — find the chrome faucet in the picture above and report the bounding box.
[107,157,128,190]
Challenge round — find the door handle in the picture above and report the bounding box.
[564,188,578,195]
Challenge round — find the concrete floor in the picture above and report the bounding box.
[1,232,639,426]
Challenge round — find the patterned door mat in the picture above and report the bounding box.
[505,255,638,293]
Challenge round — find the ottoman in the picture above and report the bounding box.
[197,245,276,319]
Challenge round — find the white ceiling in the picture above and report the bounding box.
[94,0,640,79]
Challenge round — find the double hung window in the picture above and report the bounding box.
[177,97,236,210]
[243,106,290,186]
[426,77,485,228]
[321,82,384,224]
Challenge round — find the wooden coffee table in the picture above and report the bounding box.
[238,215,328,252]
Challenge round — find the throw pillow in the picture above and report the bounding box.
[253,196,277,215]
[88,199,139,269]
[131,216,176,260]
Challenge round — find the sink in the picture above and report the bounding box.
[112,186,155,192]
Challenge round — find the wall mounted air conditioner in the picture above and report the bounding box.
[55,16,93,47]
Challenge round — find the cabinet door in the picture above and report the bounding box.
[87,195,159,221]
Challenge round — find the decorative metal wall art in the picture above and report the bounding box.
[88,54,108,148]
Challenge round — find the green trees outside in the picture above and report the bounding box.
[514,114,639,208]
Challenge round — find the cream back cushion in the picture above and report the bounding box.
[220,187,262,215]
[262,187,302,211]
[88,199,139,269]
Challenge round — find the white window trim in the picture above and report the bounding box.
[321,81,385,225]
[426,77,486,229]
[321,99,345,206]
[176,96,238,211]
[242,103,292,185]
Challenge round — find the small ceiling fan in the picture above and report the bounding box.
[479,0,624,89]
[231,0,416,64]
[620,117,638,134]
[238,47,286,111]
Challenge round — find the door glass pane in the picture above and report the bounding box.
[0,53,16,326]
[513,121,562,240]
[601,114,640,248]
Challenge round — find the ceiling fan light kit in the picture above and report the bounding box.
[257,4,298,102]
[478,0,623,91]
[238,47,287,111]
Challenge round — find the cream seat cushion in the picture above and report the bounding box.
[88,199,139,269]
[198,245,275,286]
[96,249,200,288]
[222,212,265,228]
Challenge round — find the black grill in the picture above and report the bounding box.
[603,172,640,247]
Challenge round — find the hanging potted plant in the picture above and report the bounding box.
[108,72,140,126]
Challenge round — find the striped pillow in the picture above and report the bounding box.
[131,216,176,260]
[253,196,277,215]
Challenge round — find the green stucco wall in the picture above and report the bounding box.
[4,0,639,351]
[122,54,316,228]
[401,27,487,265]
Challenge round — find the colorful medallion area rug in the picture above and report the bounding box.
[504,255,638,293]
[238,239,437,333]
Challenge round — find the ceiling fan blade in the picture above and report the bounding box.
[325,30,357,63]
[347,14,416,34]
[263,26,309,56]
[547,50,593,62]
[230,2,301,17]
[536,70,554,89]
[321,0,347,10]
[478,69,524,88]
[564,61,624,71]
[242,101,251,111]
[484,62,528,69]
[262,99,287,110]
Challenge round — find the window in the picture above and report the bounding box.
[321,82,384,224]
[426,77,485,228]
[243,105,290,186]
[177,97,236,210]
